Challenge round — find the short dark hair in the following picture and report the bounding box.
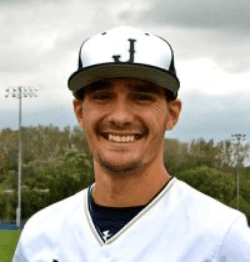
[73,88,85,101]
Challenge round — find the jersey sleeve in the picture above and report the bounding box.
[12,240,27,262]
[218,214,250,262]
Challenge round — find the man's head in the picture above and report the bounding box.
[68,26,181,175]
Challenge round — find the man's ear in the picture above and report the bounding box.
[73,99,85,129]
[166,99,182,130]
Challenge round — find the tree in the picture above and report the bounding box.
[164,138,190,172]
[218,140,250,168]
[21,150,94,219]
[176,166,235,205]
[229,196,250,225]
[0,125,249,222]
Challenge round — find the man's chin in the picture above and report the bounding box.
[99,157,141,175]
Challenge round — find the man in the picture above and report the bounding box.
[13,26,249,261]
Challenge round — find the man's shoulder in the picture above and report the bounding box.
[14,188,89,260]
[170,179,250,260]
[22,188,87,235]
[170,178,246,228]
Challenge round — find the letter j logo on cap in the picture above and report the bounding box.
[112,39,136,63]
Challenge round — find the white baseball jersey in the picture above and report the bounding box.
[13,177,250,262]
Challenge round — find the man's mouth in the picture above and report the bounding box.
[100,133,144,143]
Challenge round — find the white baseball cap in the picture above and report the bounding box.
[68,26,180,98]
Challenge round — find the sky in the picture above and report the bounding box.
[0,0,250,144]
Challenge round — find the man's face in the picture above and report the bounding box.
[74,78,181,175]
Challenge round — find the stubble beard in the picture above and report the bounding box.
[98,154,143,176]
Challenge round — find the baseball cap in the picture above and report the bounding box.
[68,26,180,98]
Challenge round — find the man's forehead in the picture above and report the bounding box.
[85,78,165,94]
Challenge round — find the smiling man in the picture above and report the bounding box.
[73,77,180,208]
[13,26,249,262]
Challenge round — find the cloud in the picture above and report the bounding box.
[2,0,248,76]
[0,0,249,145]
[0,0,122,86]
[117,0,250,74]
[0,0,66,5]
[125,0,249,34]
[177,58,250,96]
[168,91,250,142]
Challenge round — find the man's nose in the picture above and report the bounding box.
[107,99,133,126]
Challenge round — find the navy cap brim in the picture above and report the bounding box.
[68,62,180,96]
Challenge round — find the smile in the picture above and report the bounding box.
[100,133,144,143]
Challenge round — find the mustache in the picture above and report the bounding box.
[96,123,148,135]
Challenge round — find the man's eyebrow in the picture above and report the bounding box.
[85,81,112,93]
[128,83,164,95]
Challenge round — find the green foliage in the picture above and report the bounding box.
[175,165,250,224]
[44,151,94,205]
[229,196,250,224]
[239,167,250,203]
[0,125,249,224]
[175,166,235,204]
[19,150,94,219]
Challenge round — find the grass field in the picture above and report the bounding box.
[0,230,20,262]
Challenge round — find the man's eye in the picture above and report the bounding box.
[133,93,155,102]
[91,92,113,101]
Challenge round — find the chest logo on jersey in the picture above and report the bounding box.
[102,230,112,241]
[112,39,137,63]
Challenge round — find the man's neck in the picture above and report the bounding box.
[92,161,171,207]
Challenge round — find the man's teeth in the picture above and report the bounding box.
[108,134,136,143]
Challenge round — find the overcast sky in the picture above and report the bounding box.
[0,0,249,143]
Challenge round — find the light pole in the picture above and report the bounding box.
[2,189,14,222]
[5,87,38,229]
[231,133,246,210]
